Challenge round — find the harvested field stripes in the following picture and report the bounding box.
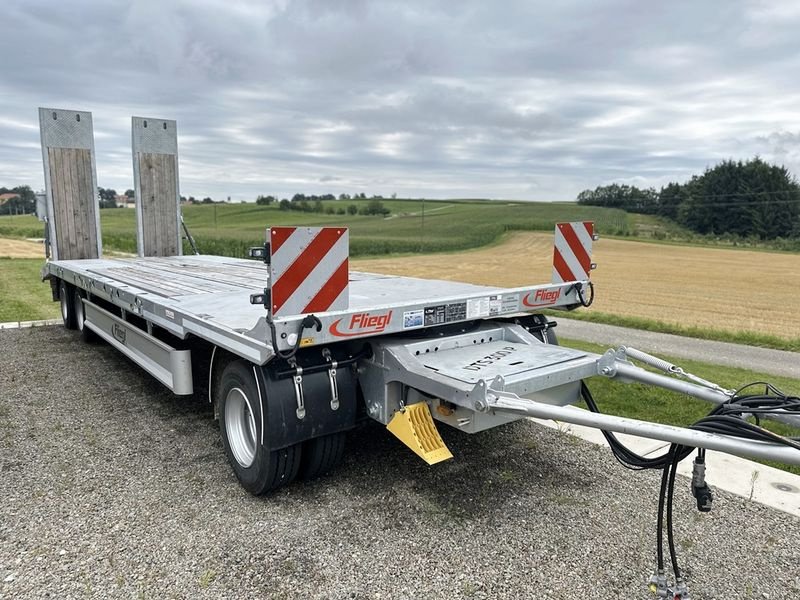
[354,232,800,341]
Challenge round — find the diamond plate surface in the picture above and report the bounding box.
[38,107,94,149]
[132,116,178,154]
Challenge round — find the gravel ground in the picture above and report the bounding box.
[1,326,799,600]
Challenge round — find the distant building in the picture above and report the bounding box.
[0,192,19,205]
[116,194,135,208]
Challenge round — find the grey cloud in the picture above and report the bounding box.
[1,0,800,202]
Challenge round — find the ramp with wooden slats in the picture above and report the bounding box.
[132,117,182,257]
[38,107,102,260]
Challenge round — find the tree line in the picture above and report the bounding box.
[576,157,800,239]
[256,193,392,217]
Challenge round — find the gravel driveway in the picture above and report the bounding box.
[1,327,799,599]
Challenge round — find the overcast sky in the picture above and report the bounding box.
[1,0,800,201]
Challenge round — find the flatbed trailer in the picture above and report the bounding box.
[35,107,800,599]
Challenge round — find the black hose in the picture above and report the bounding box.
[666,449,682,579]
[656,459,669,571]
[580,378,800,586]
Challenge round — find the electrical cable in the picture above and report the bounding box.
[666,450,681,580]
[656,459,669,571]
[580,380,800,590]
[268,314,322,361]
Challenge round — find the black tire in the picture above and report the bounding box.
[298,432,346,481]
[531,314,558,345]
[73,287,98,343]
[218,360,301,495]
[59,280,77,330]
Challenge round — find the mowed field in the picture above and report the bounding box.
[354,232,800,341]
[0,237,44,258]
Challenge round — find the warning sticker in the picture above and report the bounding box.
[403,309,424,329]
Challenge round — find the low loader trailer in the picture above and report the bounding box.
[35,108,800,598]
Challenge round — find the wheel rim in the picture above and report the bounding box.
[225,387,257,468]
[75,293,84,330]
[60,284,68,323]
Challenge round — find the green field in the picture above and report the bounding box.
[0,199,632,257]
[0,258,59,322]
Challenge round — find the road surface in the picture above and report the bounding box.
[555,318,800,380]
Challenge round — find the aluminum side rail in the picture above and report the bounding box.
[256,280,590,352]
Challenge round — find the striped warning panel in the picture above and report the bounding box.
[551,221,595,283]
[269,226,349,317]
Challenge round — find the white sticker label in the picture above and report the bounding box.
[467,297,490,318]
[488,295,503,316]
[403,309,424,329]
[502,294,519,313]
[165,309,175,320]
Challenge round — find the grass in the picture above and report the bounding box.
[564,337,800,475]
[547,310,800,353]
[0,199,632,257]
[0,258,59,321]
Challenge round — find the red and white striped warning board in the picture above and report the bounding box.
[551,221,595,283]
[269,226,349,317]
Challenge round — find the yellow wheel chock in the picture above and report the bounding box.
[387,402,453,465]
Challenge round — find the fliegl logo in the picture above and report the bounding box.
[522,288,561,308]
[329,311,393,337]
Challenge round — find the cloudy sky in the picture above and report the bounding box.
[1,0,800,201]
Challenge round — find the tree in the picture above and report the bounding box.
[657,182,685,220]
[347,204,358,215]
[0,186,36,215]
[201,197,214,204]
[676,158,800,239]
[98,187,117,209]
[124,189,135,198]
[313,200,324,213]
[359,199,391,216]
[576,183,658,214]
[279,199,291,211]
[256,194,275,205]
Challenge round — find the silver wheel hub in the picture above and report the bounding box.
[225,387,257,468]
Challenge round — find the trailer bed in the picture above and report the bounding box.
[45,254,584,364]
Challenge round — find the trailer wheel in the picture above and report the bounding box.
[73,288,97,343]
[298,432,346,481]
[529,314,558,345]
[218,360,301,495]
[59,280,77,330]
